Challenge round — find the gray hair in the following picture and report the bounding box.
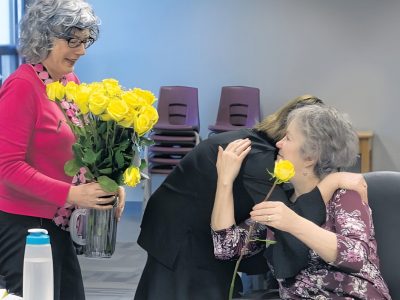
[19,0,101,63]
[287,105,358,178]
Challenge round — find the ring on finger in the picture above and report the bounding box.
[266,215,272,222]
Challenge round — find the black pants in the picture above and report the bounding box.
[0,210,85,300]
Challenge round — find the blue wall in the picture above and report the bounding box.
[76,0,400,172]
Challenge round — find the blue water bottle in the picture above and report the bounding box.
[23,229,53,300]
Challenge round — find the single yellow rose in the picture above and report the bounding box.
[118,109,138,128]
[88,92,110,115]
[273,160,295,183]
[88,82,105,94]
[133,114,151,136]
[102,78,119,87]
[46,81,65,101]
[132,88,157,105]
[123,166,141,187]
[107,98,129,122]
[64,81,78,102]
[121,90,140,108]
[74,84,91,114]
[134,106,159,136]
[139,105,159,122]
[102,79,121,97]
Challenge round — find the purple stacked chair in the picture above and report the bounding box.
[208,86,261,135]
[148,86,200,175]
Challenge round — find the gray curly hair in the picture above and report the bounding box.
[287,105,359,178]
[19,0,101,63]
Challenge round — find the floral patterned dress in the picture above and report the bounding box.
[212,189,391,299]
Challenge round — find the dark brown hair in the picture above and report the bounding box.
[254,94,324,141]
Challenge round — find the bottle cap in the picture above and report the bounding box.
[26,228,50,245]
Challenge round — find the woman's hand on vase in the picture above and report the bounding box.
[67,182,116,209]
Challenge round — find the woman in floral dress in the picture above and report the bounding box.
[211,105,391,299]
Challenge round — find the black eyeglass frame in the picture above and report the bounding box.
[58,36,95,49]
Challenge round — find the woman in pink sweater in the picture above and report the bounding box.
[0,1,124,299]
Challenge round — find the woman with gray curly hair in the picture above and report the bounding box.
[0,0,125,299]
[212,105,391,299]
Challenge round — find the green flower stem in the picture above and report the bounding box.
[118,127,126,143]
[89,113,99,149]
[229,222,255,300]
[111,121,117,146]
[228,180,278,300]
[105,121,110,150]
[249,238,277,244]
[263,180,277,202]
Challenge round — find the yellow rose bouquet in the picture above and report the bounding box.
[46,78,159,192]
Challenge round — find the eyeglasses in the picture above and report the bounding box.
[60,36,95,49]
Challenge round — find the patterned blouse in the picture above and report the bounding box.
[212,189,391,299]
[31,63,85,231]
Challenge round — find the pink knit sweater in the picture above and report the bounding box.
[0,64,78,219]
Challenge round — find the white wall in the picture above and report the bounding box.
[76,0,400,172]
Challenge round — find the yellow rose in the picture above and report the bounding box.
[88,92,110,115]
[273,160,295,183]
[74,84,91,114]
[118,109,138,128]
[88,82,105,94]
[46,81,65,101]
[102,79,121,97]
[64,81,78,102]
[100,112,112,121]
[134,105,159,136]
[132,88,157,105]
[123,166,141,187]
[107,98,129,122]
[121,90,140,108]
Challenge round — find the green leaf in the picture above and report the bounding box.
[118,139,130,151]
[95,149,103,161]
[84,167,95,180]
[249,238,277,245]
[139,159,147,170]
[98,121,107,135]
[97,156,112,169]
[82,148,97,164]
[64,159,81,176]
[98,167,112,174]
[115,151,125,169]
[139,137,155,147]
[72,143,84,158]
[98,176,119,192]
